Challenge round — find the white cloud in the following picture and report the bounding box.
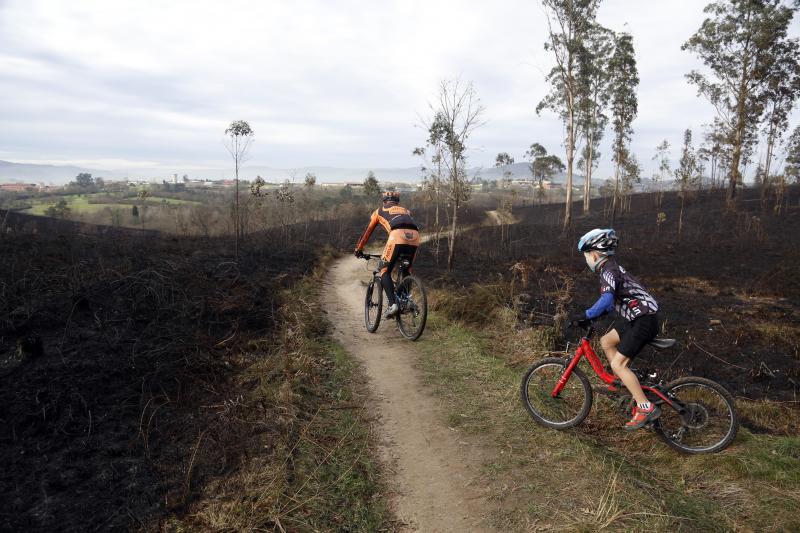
[0,0,798,178]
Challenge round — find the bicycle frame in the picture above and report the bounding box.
[364,253,410,291]
[551,327,680,411]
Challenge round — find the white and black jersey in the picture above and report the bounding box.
[598,259,659,322]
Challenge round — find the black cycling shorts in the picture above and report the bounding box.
[613,314,659,360]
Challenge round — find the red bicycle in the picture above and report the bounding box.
[520,321,739,454]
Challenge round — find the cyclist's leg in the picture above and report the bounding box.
[611,315,659,406]
[380,237,400,305]
[600,329,621,366]
[394,244,418,278]
[602,324,647,403]
[610,353,648,405]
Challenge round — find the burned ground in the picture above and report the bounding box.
[414,187,800,405]
[0,214,368,532]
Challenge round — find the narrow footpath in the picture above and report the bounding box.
[323,255,493,532]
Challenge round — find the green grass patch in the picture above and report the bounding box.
[22,194,199,215]
[413,312,800,531]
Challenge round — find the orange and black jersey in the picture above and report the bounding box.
[356,205,418,251]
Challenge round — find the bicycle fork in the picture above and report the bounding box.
[551,349,584,398]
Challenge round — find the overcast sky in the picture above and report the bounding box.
[1,0,799,179]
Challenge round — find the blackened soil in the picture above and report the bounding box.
[415,187,800,402]
[0,214,362,532]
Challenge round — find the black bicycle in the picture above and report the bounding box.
[359,253,427,341]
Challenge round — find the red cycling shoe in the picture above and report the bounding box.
[625,404,661,430]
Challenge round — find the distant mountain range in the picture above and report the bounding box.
[0,159,591,185]
[0,160,101,183]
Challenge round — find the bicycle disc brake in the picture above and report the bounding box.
[681,402,710,429]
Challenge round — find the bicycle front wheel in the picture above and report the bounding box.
[364,278,382,333]
[654,377,739,454]
[520,357,592,429]
[396,275,427,341]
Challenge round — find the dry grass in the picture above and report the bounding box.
[750,321,800,359]
[414,306,800,532]
[737,398,800,435]
[160,262,389,532]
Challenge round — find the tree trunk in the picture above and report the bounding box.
[610,160,620,225]
[564,93,575,231]
[678,193,685,240]
[234,145,240,260]
[762,126,777,207]
[728,26,753,206]
[583,134,593,214]
[434,174,440,238]
[447,198,458,271]
[711,155,717,190]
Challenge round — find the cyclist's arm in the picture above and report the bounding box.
[355,210,379,251]
[585,292,614,319]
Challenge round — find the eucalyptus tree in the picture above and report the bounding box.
[524,143,547,181]
[414,139,445,233]
[621,152,641,213]
[224,119,254,259]
[683,0,799,204]
[537,0,601,230]
[494,152,514,187]
[426,79,485,271]
[651,140,671,208]
[785,125,800,184]
[495,151,515,182]
[540,155,566,183]
[759,37,800,204]
[524,143,565,204]
[608,31,639,225]
[495,152,515,245]
[525,143,549,204]
[702,119,732,189]
[576,22,613,214]
[778,125,800,213]
[698,129,721,190]
[675,129,702,238]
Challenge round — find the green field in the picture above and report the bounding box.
[23,194,199,215]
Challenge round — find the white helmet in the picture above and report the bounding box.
[578,228,618,255]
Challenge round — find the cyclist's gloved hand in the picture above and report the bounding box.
[354,249,363,258]
[569,312,592,329]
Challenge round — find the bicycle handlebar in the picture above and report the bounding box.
[358,253,381,260]
[569,318,596,339]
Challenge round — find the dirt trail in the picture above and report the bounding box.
[323,256,493,532]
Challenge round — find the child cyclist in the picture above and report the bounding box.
[571,228,662,430]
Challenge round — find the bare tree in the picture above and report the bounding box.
[652,140,670,208]
[426,79,485,271]
[675,129,701,239]
[495,152,515,246]
[224,120,254,259]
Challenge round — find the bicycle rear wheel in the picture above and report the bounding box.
[396,275,427,341]
[520,357,592,429]
[653,376,739,454]
[364,278,382,333]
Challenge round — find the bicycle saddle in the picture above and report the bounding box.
[647,338,676,350]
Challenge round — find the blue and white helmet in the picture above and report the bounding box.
[578,228,618,255]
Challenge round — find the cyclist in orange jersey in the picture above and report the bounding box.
[354,190,420,318]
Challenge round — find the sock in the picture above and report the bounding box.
[638,402,651,411]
